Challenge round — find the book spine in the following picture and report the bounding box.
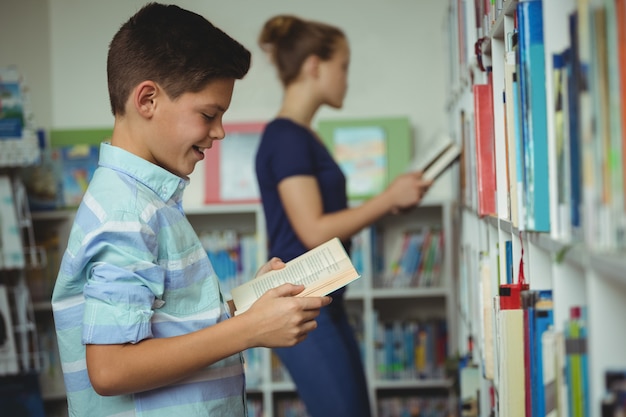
[517,0,550,232]
[473,83,497,217]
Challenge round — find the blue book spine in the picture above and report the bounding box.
[513,73,527,231]
[567,13,582,231]
[384,323,394,379]
[505,240,513,284]
[404,322,416,376]
[517,0,550,232]
[579,307,590,417]
[534,308,554,416]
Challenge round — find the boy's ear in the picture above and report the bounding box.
[133,81,159,119]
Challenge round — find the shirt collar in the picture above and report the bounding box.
[97,142,189,203]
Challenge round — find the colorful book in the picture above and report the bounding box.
[513,70,527,231]
[473,83,497,217]
[498,309,526,417]
[522,290,534,417]
[565,306,588,417]
[505,240,513,285]
[58,144,100,208]
[604,0,626,249]
[553,51,573,241]
[516,0,550,232]
[532,290,554,417]
[0,176,25,269]
[504,50,519,227]
[566,10,584,240]
[541,327,568,417]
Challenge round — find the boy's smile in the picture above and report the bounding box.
[124,78,236,180]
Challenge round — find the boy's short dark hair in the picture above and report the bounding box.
[107,2,251,115]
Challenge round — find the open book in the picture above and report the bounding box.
[411,141,462,181]
[231,237,360,314]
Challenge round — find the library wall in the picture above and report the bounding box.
[1,0,457,203]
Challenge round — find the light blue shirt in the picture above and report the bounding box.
[52,142,246,416]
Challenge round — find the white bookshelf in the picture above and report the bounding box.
[448,0,626,415]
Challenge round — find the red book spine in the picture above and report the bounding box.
[473,83,497,216]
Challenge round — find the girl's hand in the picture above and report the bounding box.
[386,171,432,214]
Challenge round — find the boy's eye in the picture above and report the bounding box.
[202,114,215,121]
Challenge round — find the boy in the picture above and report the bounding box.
[51,3,331,416]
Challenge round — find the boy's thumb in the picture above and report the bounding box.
[273,283,305,297]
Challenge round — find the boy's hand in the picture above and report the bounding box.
[228,257,287,315]
[254,257,286,277]
[242,283,331,347]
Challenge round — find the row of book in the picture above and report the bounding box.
[0,66,40,168]
[374,228,445,289]
[551,0,626,250]
[378,396,456,417]
[246,396,309,417]
[271,395,454,417]
[273,397,309,417]
[0,283,42,377]
[480,280,591,416]
[374,317,448,381]
[464,0,552,231]
[0,176,25,269]
[463,0,626,251]
[246,397,264,417]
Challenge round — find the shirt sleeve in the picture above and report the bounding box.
[81,210,162,345]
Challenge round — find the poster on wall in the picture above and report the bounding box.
[317,116,413,201]
[204,122,265,204]
[331,125,387,199]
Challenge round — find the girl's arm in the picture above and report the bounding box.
[278,171,431,249]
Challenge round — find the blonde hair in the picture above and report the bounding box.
[258,15,345,86]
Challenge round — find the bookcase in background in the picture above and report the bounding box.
[184,200,460,416]
[448,0,626,415]
[29,209,73,417]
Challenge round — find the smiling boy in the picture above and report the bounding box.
[51,3,330,416]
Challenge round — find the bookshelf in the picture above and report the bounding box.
[184,200,460,415]
[0,66,51,417]
[448,0,626,415]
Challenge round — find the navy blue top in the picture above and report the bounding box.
[255,118,351,264]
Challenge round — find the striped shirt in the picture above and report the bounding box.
[52,143,246,417]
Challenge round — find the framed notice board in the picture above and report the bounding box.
[317,116,412,200]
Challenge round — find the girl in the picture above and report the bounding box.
[255,15,431,417]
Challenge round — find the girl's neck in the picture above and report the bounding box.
[277,84,320,128]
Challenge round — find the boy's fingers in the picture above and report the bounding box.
[268,284,332,308]
[271,283,306,297]
[268,257,286,269]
